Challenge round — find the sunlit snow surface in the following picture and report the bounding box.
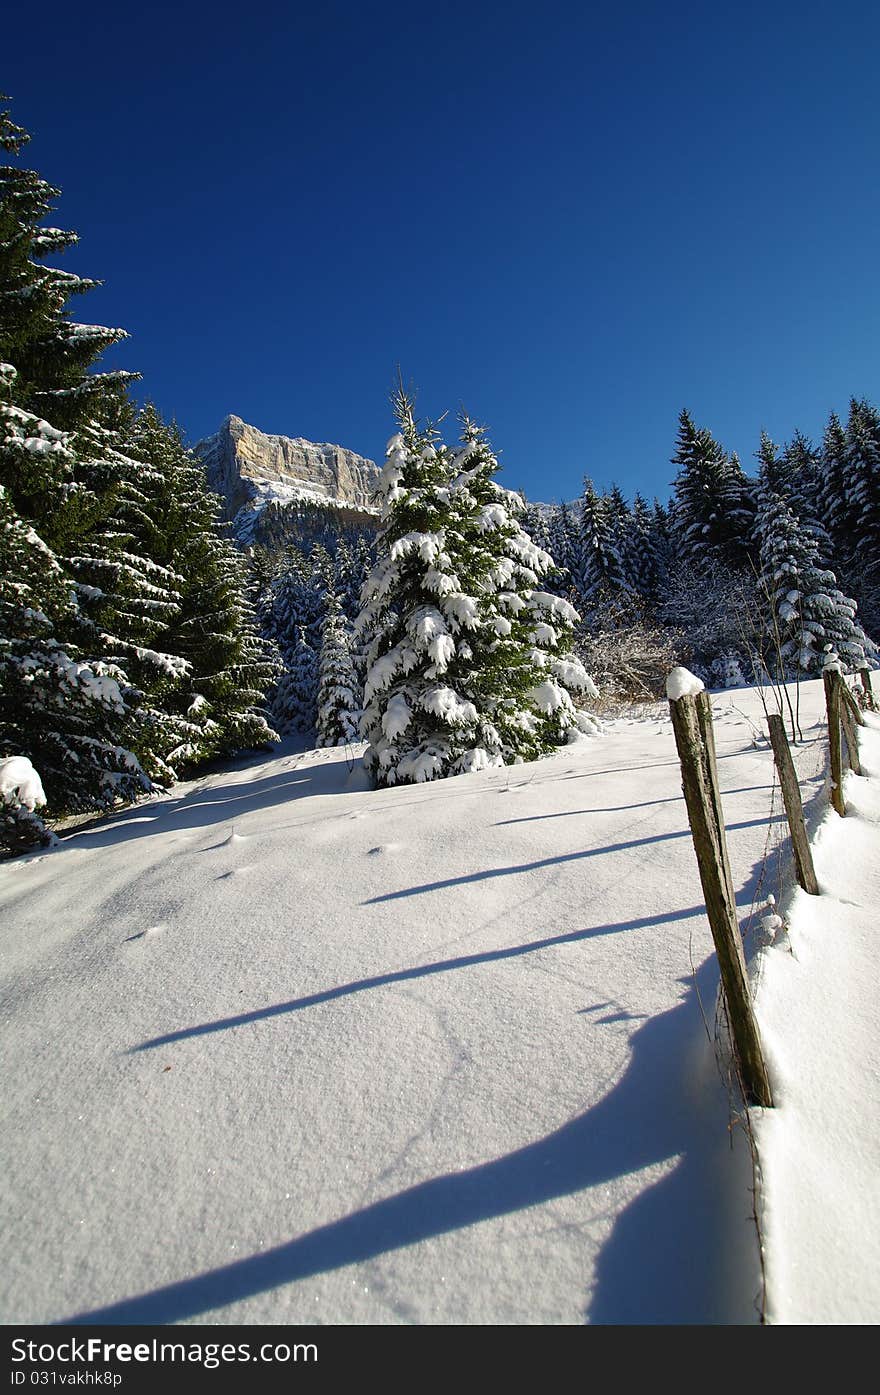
[1,680,877,1325]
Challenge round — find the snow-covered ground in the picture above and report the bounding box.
[1,679,877,1325]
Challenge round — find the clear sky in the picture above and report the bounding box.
[4,0,879,502]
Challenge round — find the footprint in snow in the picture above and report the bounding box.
[215,866,253,880]
[367,843,401,856]
[199,828,250,852]
[125,923,167,943]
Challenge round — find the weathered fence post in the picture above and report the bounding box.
[823,669,845,816]
[667,672,773,1107]
[839,676,866,729]
[766,713,819,895]
[838,687,862,777]
[859,667,875,711]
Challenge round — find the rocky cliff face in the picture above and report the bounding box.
[193,415,380,533]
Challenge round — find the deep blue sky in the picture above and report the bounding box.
[4,1,879,502]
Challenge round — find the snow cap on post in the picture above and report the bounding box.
[666,666,705,702]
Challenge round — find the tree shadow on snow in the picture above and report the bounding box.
[70,903,762,1326]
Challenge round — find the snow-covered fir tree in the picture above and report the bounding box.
[843,398,880,634]
[576,477,633,623]
[0,101,276,851]
[671,409,755,569]
[0,103,152,843]
[547,500,579,597]
[121,406,278,765]
[273,625,318,736]
[628,493,667,609]
[818,411,851,562]
[356,391,598,786]
[316,591,361,746]
[755,479,874,676]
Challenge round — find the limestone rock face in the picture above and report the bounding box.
[194,415,380,526]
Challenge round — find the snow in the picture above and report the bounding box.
[666,666,706,701]
[0,679,877,1325]
[381,693,412,741]
[0,756,46,810]
[752,710,880,1324]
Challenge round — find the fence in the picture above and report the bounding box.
[668,665,875,1109]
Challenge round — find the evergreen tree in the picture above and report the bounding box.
[521,500,554,561]
[273,625,318,736]
[671,409,755,568]
[818,411,851,560]
[755,484,873,675]
[846,399,880,565]
[316,591,361,746]
[0,102,275,851]
[576,477,632,622]
[628,493,667,607]
[547,500,579,596]
[121,406,278,765]
[0,102,151,841]
[356,391,597,786]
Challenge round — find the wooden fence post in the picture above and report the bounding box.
[823,669,845,817]
[859,667,875,711]
[838,688,862,777]
[839,676,866,729]
[668,685,773,1107]
[766,713,819,895]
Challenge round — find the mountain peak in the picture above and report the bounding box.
[193,415,380,542]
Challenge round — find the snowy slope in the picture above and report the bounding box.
[753,711,880,1324]
[0,680,875,1325]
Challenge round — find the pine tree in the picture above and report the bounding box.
[846,400,880,563]
[547,500,579,596]
[121,406,278,765]
[755,484,874,676]
[316,591,361,746]
[671,409,755,568]
[273,625,318,736]
[356,391,597,786]
[576,477,632,623]
[628,493,667,608]
[0,101,151,841]
[0,103,275,851]
[818,411,851,561]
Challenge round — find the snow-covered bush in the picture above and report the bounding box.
[0,755,54,855]
[709,651,748,689]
